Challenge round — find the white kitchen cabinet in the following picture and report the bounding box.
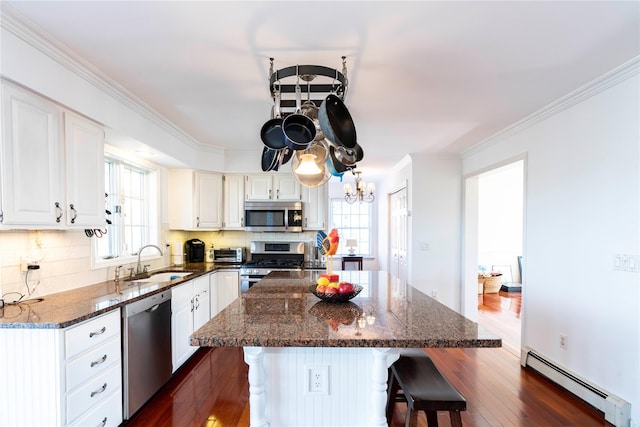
[0,80,64,226]
[245,174,301,201]
[0,310,122,427]
[223,174,245,229]
[301,184,328,230]
[171,275,210,372]
[210,269,239,318]
[0,80,105,229]
[168,169,223,230]
[63,111,105,227]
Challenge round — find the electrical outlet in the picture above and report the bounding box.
[305,365,329,394]
[560,334,568,349]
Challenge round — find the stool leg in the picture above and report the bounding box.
[425,411,439,427]
[450,411,462,427]
[386,371,399,426]
[405,407,418,427]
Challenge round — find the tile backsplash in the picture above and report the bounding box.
[0,228,320,301]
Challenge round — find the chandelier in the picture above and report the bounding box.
[344,171,375,204]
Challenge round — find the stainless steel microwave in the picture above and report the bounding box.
[244,201,303,232]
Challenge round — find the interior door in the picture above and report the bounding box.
[388,186,408,281]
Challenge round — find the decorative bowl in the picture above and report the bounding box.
[308,285,363,303]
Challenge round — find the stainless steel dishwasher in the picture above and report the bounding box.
[122,290,172,419]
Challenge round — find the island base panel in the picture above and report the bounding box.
[243,347,400,427]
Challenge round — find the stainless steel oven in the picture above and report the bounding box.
[240,241,305,292]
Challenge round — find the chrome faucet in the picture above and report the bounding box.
[135,244,163,276]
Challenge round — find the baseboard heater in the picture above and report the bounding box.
[521,347,630,427]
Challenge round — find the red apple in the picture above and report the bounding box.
[316,285,327,293]
[338,282,355,294]
[321,273,340,283]
[325,287,339,294]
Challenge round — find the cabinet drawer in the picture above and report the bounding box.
[65,311,120,359]
[66,363,121,423]
[68,386,122,427]
[66,335,121,391]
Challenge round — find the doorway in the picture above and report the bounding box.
[464,159,524,355]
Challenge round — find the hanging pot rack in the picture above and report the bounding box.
[268,57,348,114]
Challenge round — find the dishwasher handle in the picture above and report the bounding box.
[145,304,160,313]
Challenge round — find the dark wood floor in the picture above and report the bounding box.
[123,291,611,427]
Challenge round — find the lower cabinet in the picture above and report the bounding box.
[210,269,240,318]
[0,310,123,427]
[171,274,210,372]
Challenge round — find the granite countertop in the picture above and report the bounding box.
[0,263,224,329]
[191,270,502,349]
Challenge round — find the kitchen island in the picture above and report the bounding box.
[191,270,500,427]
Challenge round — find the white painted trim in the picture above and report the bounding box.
[463,56,640,158]
[0,5,222,154]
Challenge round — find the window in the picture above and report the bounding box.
[93,156,158,267]
[330,199,372,256]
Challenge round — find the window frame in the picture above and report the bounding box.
[91,152,161,270]
[329,198,375,257]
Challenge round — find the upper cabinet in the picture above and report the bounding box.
[168,169,223,230]
[64,111,105,227]
[0,80,105,228]
[245,174,301,201]
[301,185,328,231]
[223,174,244,229]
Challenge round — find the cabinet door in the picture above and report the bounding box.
[192,276,210,330]
[64,111,105,227]
[245,175,272,200]
[217,270,239,313]
[223,174,245,229]
[171,285,195,372]
[1,81,64,226]
[195,172,222,228]
[274,175,301,200]
[209,272,219,318]
[302,185,327,230]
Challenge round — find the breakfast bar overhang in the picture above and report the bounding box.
[191,271,501,427]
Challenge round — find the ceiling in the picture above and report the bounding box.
[3,1,639,178]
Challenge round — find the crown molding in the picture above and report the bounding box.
[463,56,640,158]
[1,5,222,154]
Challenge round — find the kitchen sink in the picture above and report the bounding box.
[130,271,193,284]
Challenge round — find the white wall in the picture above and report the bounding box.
[477,160,524,282]
[408,155,462,308]
[463,64,640,421]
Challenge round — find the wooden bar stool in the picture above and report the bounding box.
[387,353,466,427]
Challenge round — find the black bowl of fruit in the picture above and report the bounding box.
[309,282,363,303]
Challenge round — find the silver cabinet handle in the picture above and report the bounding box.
[89,327,106,338]
[69,204,77,224]
[241,218,244,227]
[90,354,107,367]
[190,298,194,312]
[90,382,107,397]
[196,216,200,227]
[268,189,272,199]
[276,189,280,199]
[305,218,308,228]
[55,202,63,223]
[98,416,107,427]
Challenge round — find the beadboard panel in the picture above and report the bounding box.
[259,347,396,427]
[0,328,64,427]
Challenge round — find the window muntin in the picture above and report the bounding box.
[330,199,372,256]
[93,156,158,267]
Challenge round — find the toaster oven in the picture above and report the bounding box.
[213,247,245,263]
